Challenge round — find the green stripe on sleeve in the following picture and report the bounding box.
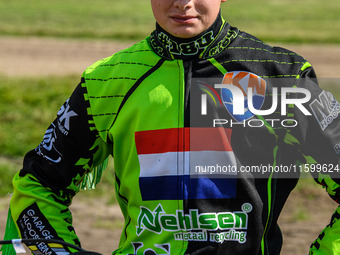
[300,61,312,72]
[208,58,227,75]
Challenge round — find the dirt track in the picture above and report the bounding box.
[1,36,340,254]
[1,37,340,78]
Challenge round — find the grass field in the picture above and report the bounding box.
[0,0,340,43]
[0,75,77,195]
[0,75,117,196]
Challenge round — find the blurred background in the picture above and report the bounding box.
[0,0,339,42]
[0,0,340,254]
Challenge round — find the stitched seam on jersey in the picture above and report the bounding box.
[260,74,298,78]
[85,77,137,82]
[87,62,154,70]
[228,46,298,56]
[108,59,166,132]
[92,113,117,117]
[222,59,304,65]
[238,34,269,45]
[114,49,152,56]
[89,95,124,99]
[98,128,110,133]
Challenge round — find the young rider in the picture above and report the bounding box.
[4,0,340,254]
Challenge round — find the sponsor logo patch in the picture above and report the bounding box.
[16,203,68,255]
[220,71,266,122]
[136,203,252,244]
[36,124,62,163]
[309,91,340,130]
[57,99,78,136]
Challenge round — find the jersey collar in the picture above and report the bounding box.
[149,13,238,60]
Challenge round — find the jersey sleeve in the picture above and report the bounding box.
[8,78,112,254]
[286,64,340,254]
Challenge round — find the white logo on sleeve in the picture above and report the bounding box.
[57,99,78,135]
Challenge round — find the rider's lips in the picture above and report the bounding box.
[170,14,198,24]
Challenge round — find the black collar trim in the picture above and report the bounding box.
[149,14,239,60]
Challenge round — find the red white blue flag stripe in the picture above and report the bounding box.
[135,128,237,200]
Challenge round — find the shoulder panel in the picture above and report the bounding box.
[82,38,162,142]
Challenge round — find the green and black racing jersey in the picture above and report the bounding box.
[4,14,340,255]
